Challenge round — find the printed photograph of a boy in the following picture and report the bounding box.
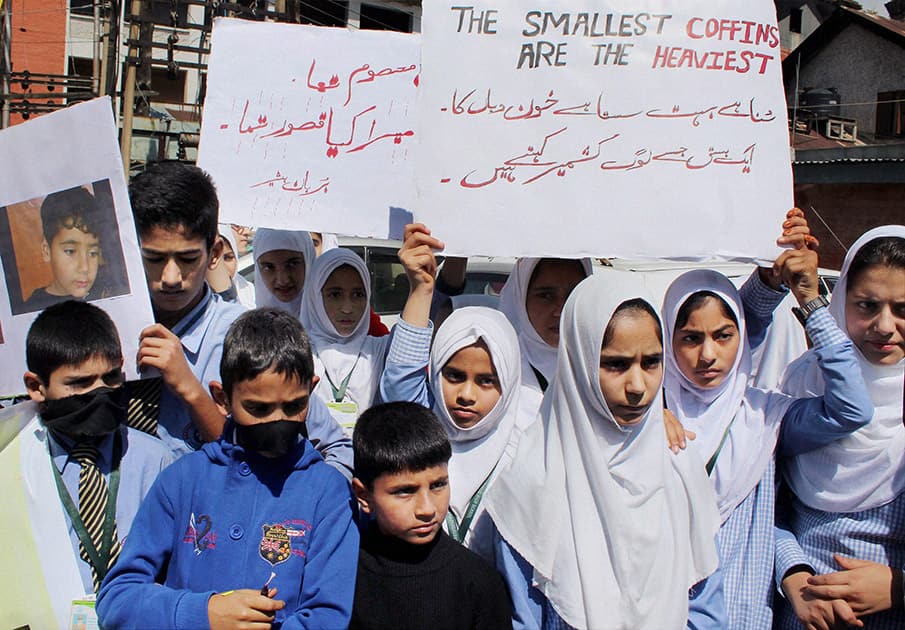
[0,180,131,315]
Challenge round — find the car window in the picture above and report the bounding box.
[369,251,410,315]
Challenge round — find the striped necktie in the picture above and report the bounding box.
[126,377,161,436]
[70,443,122,592]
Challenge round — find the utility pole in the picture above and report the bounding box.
[1,0,11,128]
[120,0,142,173]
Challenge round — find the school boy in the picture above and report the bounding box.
[96,308,359,629]
[350,401,513,630]
[130,162,352,476]
[0,301,173,629]
[23,186,104,310]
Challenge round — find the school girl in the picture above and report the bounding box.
[485,272,723,630]
[380,224,541,558]
[775,225,905,630]
[252,228,315,314]
[299,248,389,435]
[213,225,255,308]
[661,255,873,629]
[498,257,593,393]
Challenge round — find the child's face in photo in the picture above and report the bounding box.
[42,226,101,298]
[139,225,215,321]
[844,264,905,365]
[321,265,367,336]
[525,259,586,348]
[355,464,450,545]
[215,368,313,427]
[671,297,740,389]
[258,249,306,303]
[598,311,663,426]
[26,354,124,402]
[440,340,501,429]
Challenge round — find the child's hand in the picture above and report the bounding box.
[805,555,902,617]
[760,208,820,291]
[663,409,695,454]
[208,588,285,630]
[783,570,863,630]
[138,324,196,391]
[774,248,821,307]
[399,223,444,295]
[777,208,819,251]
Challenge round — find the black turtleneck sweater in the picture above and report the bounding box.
[350,527,512,630]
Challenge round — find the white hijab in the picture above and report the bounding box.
[485,272,720,630]
[429,308,539,547]
[498,257,593,392]
[252,228,315,315]
[663,270,795,523]
[782,225,905,513]
[299,248,387,413]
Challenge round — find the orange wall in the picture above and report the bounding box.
[8,0,68,125]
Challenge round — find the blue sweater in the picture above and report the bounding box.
[96,427,359,629]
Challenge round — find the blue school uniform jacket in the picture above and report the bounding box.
[96,427,359,629]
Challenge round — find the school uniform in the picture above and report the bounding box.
[0,411,172,629]
[774,225,905,629]
[157,284,354,478]
[96,421,359,629]
[485,273,723,630]
[380,308,541,559]
[497,257,593,393]
[661,270,872,630]
[299,249,389,436]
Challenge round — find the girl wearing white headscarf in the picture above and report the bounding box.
[429,307,539,558]
[485,272,722,630]
[252,228,315,315]
[662,267,872,630]
[498,257,593,394]
[380,226,542,559]
[775,225,905,629]
[299,248,389,435]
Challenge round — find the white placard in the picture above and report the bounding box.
[416,1,793,260]
[0,98,154,395]
[198,18,419,238]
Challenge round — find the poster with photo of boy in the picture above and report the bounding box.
[0,98,154,395]
[0,179,131,315]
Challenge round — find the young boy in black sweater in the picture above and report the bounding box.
[350,401,512,630]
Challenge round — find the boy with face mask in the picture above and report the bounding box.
[0,301,173,629]
[97,308,358,629]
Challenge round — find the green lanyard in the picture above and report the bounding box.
[705,415,738,476]
[49,433,122,586]
[445,464,497,544]
[323,355,362,403]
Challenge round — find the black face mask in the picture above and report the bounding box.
[235,420,306,459]
[40,386,127,442]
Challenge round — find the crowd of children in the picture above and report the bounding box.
[0,159,902,630]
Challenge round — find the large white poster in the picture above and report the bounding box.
[198,18,419,238]
[0,98,154,395]
[416,1,793,259]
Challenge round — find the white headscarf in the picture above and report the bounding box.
[485,272,720,630]
[252,228,315,315]
[782,225,905,513]
[498,257,593,392]
[663,270,795,523]
[299,248,388,414]
[319,232,339,254]
[428,307,539,552]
